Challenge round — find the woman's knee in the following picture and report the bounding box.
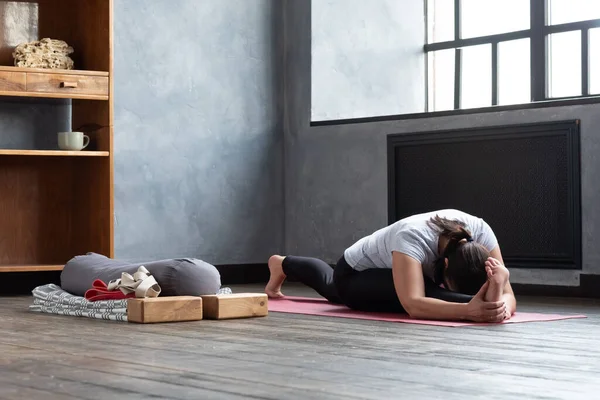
[333,257,353,296]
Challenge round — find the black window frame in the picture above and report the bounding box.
[425,0,600,111]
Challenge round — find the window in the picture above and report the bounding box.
[426,0,600,112]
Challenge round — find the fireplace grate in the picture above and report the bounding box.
[387,120,581,270]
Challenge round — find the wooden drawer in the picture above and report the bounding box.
[27,72,109,97]
[0,71,26,92]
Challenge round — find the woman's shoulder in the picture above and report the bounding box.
[395,209,474,225]
[427,209,485,224]
[388,215,438,241]
[432,208,477,218]
[394,209,490,235]
[390,209,488,232]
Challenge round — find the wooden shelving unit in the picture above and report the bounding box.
[0,0,114,273]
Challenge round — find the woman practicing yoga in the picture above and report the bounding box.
[265,209,516,323]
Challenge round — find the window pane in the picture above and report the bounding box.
[590,28,600,94]
[461,0,529,39]
[549,0,600,25]
[428,49,455,111]
[461,44,491,108]
[498,39,530,105]
[548,31,582,98]
[427,0,454,43]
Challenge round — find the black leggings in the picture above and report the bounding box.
[282,255,473,313]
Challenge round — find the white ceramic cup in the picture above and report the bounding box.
[58,131,90,151]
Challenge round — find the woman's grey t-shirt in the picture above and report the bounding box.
[343,209,498,280]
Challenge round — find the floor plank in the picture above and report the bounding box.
[1,283,600,399]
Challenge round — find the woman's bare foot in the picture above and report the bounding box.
[484,257,510,303]
[265,255,287,298]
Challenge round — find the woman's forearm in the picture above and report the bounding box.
[404,297,468,321]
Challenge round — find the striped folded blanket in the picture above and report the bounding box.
[29,284,234,322]
[30,283,129,321]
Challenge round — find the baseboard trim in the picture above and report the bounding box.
[217,265,600,298]
[580,274,600,298]
[2,264,598,299]
[0,264,270,295]
[0,271,62,295]
[512,274,600,298]
[215,263,269,285]
[511,283,583,297]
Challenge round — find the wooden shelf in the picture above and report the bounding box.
[0,66,109,77]
[0,265,64,273]
[0,150,109,157]
[0,90,109,101]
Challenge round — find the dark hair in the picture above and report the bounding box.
[428,215,489,295]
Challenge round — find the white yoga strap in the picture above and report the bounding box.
[107,266,161,298]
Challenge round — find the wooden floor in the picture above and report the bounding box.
[2,283,600,400]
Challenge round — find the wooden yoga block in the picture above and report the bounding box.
[127,296,203,324]
[201,293,268,320]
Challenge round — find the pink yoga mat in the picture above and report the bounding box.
[268,296,586,327]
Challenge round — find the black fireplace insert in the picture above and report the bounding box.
[387,120,581,270]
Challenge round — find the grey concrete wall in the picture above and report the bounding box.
[113,0,283,264]
[0,0,282,266]
[311,0,425,121]
[284,1,600,286]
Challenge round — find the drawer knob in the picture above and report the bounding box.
[60,81,78,88]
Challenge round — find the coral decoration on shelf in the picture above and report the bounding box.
[12,38,74,70]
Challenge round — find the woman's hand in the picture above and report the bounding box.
[465,281,506,323]
[391,252,508,322]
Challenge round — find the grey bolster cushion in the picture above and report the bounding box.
[60,252,222,297]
